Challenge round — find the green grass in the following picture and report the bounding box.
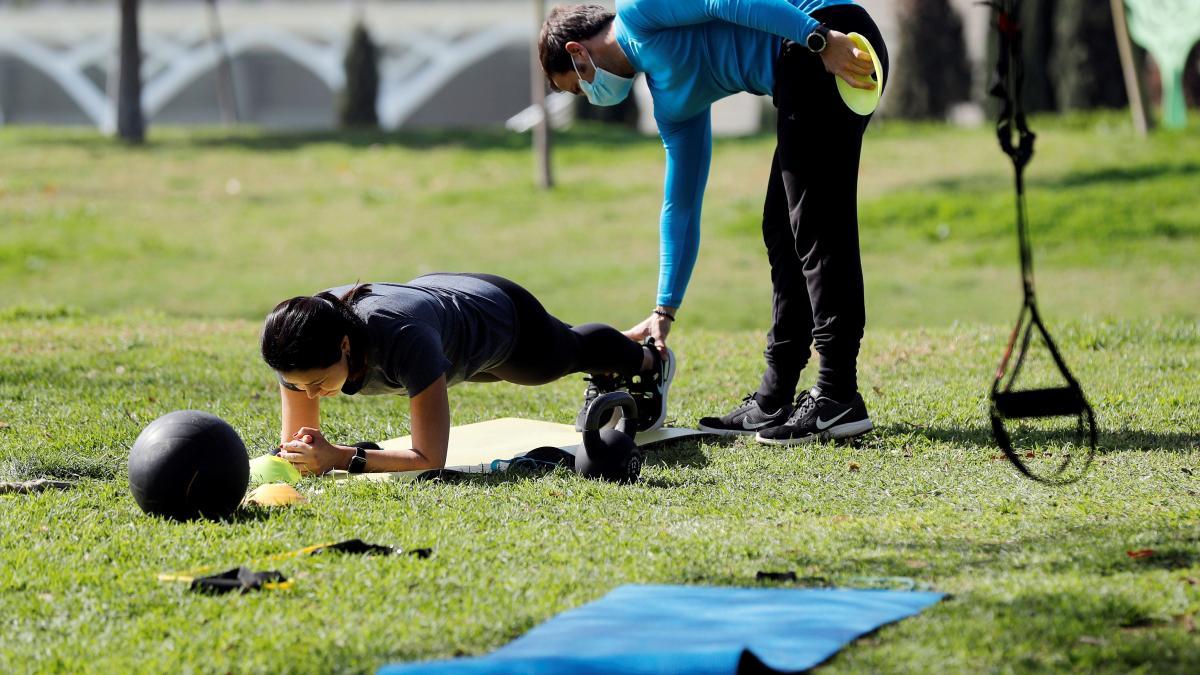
[1,116,1198,672]
[1,315,1198,673]
[1,115,1198,328]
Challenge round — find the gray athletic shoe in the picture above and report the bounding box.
[698,393,793,437]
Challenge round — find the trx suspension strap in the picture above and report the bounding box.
[986,0,1097,483]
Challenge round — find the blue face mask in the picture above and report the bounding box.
[573,51,634,107]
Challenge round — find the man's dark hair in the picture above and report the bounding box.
[539,3,615,86]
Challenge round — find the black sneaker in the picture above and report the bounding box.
[755,388,873,445]
[625,339,676,432]
[575,373,623,432]
[698,393,793,436]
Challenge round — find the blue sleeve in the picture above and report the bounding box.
[656,109,712,309]
[619,0,819,43]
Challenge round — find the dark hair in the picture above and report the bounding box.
[260,284,372,374]
[539,3,615,86]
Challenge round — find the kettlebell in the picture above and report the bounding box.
[576,391,642,483]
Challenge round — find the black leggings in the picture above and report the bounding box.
[756,4,889,407]
[458,274,645,386]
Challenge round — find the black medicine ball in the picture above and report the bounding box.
[128,410,249,521]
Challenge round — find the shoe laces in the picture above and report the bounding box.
[785,390,816,424]
[735,393,758,413]
[583,373,622,400]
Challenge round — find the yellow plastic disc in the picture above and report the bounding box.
[836,32,884,116]
[243,482,306,507]
[249,454,302,485]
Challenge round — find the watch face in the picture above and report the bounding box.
[807,32,826,53]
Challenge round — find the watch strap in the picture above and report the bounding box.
[807,24,830,53]
[348,441,378,474]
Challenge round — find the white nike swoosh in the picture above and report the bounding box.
[741,416,778,430]
[815,409,853,431]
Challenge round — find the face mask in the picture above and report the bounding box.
[573,51,634,107]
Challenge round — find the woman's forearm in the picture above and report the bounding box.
[280,384,320,444]
[354,375,451,472]
[406,375,451,469]
[359,446,444,473]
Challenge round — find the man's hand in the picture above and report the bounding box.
[820,31,877,91]
[278,426,353,475]
[624,307,675,354]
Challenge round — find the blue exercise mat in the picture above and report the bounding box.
[380,584,944,674]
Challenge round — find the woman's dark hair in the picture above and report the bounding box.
[260,284,373,374]
[539,4,615,84]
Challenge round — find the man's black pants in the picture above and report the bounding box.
[756,4,889,409]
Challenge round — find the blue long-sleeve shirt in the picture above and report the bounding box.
[613,0,855,308]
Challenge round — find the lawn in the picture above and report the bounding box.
[1,115,1198,328]
[1,116,1198,672]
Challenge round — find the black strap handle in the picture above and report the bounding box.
[993,387,1087,419]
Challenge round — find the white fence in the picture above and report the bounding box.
[0,0,989,132]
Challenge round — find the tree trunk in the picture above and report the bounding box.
[117,0,145,143]
[892,0,972,120]
[531,0,553,189]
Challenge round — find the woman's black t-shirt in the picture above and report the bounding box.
[320,274,518,397]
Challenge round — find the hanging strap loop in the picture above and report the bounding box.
[985,0,1098,484]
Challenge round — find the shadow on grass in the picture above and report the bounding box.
[411,436,719,488]
[135,506,278,525]
[644,437,724,470]
[224,506,279,524]
[762,521,1200,583]
[962,590,1200,671]
[816,588,1200,673]
[1036,162,1200,189]
[26,124,666,153]
[184,127,533,152]
[0,452,123,482]
[879,423,1200,454]
[920,162,1200,196]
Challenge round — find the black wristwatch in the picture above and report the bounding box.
[348,441,380,473]
[806,24,830,54]
[348,446,369,474]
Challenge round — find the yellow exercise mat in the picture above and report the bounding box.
[836,32,884,116]
[330,417,712,483]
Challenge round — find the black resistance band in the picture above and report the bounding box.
[986,0,1097,483]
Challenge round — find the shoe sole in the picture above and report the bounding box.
[696,424,758,437]
[640,347,676,433]
[755,419,874,446]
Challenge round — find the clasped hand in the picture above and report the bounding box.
[278,426,350,475]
